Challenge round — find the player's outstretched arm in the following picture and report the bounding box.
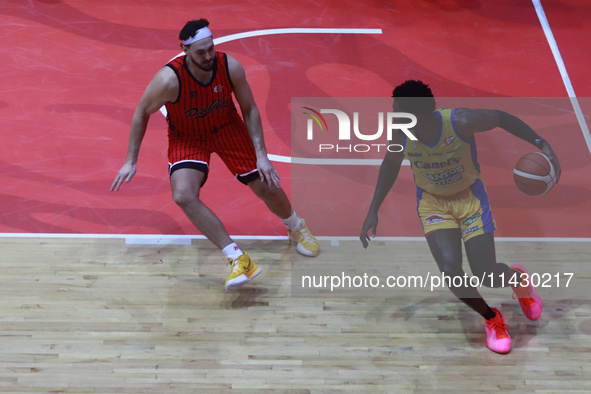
[454,108,561,182]
[111,67,178,192]
[495,110,561,181]
[227,55,280,187]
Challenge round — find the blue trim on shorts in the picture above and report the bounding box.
[470,178,495,234]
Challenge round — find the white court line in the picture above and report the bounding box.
[0,233,287,245]
[533,0,591,155]
[0,233,589,245]
[269,154,410,166]
[65,23,584,245]
[214,27,383,45]
[160,27,382,117]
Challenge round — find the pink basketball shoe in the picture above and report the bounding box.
[511,264,543,320]
[484,308,511,354]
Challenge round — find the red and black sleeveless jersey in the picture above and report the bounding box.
[164,52,243,141]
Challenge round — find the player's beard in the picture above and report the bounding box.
[190,56,214,72]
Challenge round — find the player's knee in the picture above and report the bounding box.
[435,251,462,278]
[440,267,464,279]
[473,269,503,288]
[438,262,464,280]
[172,187,200,208]
[254,182,283,202]
[435,254,463,278]
[264,184,284,201]
[471,262,508,288]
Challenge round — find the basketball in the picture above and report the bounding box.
[513,152,557,196]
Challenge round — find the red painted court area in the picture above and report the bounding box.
[0,0,590,238]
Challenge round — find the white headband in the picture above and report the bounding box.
[182,26,213,46]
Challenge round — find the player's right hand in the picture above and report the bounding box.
[539,140,561,183]
[110,162,137,192]
[256,156,281,187]
[360,211,378,249]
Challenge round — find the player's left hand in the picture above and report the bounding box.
[257,156,281,187]
[360,210,379,249]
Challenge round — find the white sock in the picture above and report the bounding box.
[222,243,243,260]
[281,211,303,231]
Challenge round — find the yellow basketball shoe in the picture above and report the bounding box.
[288,219,319,257]
[223,253,261,292]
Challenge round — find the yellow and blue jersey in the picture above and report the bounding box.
[403,108,480,197]
[403,108,495,240]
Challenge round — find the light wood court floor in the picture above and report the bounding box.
[0,237,589,393]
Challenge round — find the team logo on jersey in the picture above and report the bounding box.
[185,97,229,119]
[462,213,481,226]
[421,164,465,186]
[462,225,479,237]
[213,84,223,93]
[424,214,445,226]
[444,136,456,145]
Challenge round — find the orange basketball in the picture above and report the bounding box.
[513,152,557,196]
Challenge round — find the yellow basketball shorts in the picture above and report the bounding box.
[416,179,496,242]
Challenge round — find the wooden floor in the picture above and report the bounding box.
[0,237,589,393]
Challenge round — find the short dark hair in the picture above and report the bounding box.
[179,19,210,41]
[392,80,436,114]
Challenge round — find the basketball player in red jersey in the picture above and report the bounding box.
[111,20,319,291]
[360,80,561,353]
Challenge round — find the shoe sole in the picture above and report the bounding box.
[296,243,319,257]
[246,266,261,280]
[225,266,262,292]
[289,220,320,257]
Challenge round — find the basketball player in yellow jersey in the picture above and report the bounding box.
[360,80,561,354]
